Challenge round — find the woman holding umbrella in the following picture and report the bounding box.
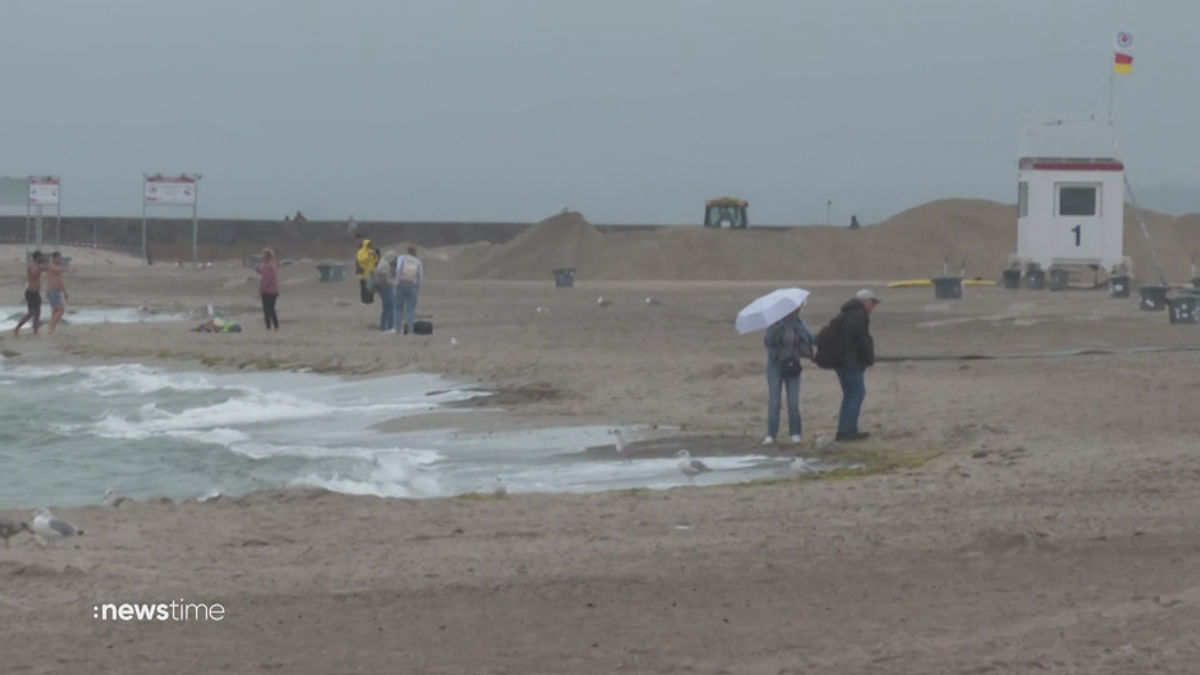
[737,288,815,447]
[763,306,815,445]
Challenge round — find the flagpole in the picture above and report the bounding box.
[1107,66,1116,121]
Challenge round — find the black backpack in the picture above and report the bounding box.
[813,316,843,370]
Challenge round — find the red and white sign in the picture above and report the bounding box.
[29,178,61,206]
[144,176,197,205]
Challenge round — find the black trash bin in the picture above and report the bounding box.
[553,268,575,288]
[1026,268,1046,290]
[932,276,963,300]
[1167,295,1199,324]
[1109,275,1131,298]
[1002,269,1021,290]
[1048,268,1071,291]
[1139,284,1169,311]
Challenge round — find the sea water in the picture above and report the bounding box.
[0,361,798,509]
[0,305,186,332]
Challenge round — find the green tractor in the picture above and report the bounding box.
[703,197,748,229]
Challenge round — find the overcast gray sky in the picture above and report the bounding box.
[1,0,1196,224]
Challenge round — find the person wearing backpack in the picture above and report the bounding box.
[826,289,880,441]
[762,307,815,446]
[393,245,424,335]
[376,250,398,332]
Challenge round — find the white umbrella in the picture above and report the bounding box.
[735,287,811,334]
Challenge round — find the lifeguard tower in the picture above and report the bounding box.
[1007,117,1131,289]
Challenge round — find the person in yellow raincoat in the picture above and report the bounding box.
[356,239,380,304]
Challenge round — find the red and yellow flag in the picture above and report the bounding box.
[1114,52,1133,75]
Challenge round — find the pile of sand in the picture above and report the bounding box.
[449,200,1200,283]
[459,212,604,280]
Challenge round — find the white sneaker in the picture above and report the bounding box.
[384,329,396,334]
[790,435,802,444]
[762,436,775,446]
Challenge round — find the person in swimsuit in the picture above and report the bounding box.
[46,251,72,335]
[14,251,46,338]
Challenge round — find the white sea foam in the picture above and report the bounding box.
[72,364,228,396]
[290,449,446,498]
[84,391,427,441]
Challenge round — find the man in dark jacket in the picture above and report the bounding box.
[834,289,879,441]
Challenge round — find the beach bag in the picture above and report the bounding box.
[413,320,433,335]
[813,318,843,370]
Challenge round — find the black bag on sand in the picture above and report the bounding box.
[813,318,842,370]
[360,280,374,305]
[413,320,433,335]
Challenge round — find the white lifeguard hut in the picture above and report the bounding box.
[1009,117,1131,282]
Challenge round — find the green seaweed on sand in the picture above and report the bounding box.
[732,446,943,489]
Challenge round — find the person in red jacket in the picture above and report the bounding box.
[255,248,281,330]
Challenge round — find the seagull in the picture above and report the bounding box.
[560,205,569,214]
[791,456,818,475]
[104,488,130,508]
[536,306,549,314]
[815,432,839,453]
[0,518,33,548]
[675,450,712,482]
[645,297,660,306]
[597,297,611,307]
[32,509,84,548]
[492,477,508,498]
[450,337,460,347]
[613,430,631,463]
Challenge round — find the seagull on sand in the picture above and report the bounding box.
[675,450,712,483]
[645,297,660,306]
[32,509,85,548]
[613,429,631,463]
[0,517,33,548]
[597,296,611,307]
[493,477,508,498]
[815,432,838,453]
[536,306,549,314]
[104,488,130,508]
[450,337,460,347]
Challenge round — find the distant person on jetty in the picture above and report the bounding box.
[394,246,424,335]
[850,215,861,230]
[822,289,879,442]
[376,250,397,332]
[46,252,73,335]
[763,306,815,446]
[256,248,281,330]
[355,238,380,304]
[14,251,46,338]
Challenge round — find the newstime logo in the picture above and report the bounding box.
[93,601,225,622]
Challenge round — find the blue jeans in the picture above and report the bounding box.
[766,360,801,438]
[394,285,419,334]
[835,366,867,433]
[378,284,395,331]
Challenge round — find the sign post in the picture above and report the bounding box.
[142,173,201,266]
[28,176,62,252]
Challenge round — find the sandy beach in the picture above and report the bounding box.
[3,237,1200,673]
